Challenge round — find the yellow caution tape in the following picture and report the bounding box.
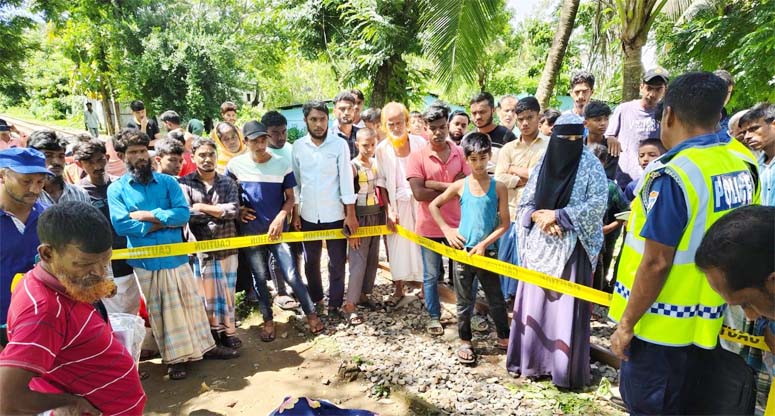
[394,225,613,306]
[109,223,773,352]
[393,225,770,352]
[719,325,771,352]
[111,225,390,260]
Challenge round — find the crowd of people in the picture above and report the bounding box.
[0,68,773,415]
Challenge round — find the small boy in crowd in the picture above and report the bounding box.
[584,100,617,179]
[430,132,510,365]
[342,128,384,325]
[154,137,185,177]
[589,143,630,292]
[624,139,666,202]
[539,109,561,137]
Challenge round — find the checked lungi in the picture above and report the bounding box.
[134,263,215,364]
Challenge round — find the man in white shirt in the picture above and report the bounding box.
[83,102,101,138]
[291,100,359,317]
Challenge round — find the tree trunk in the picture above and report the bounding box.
[99,82,116,136]
[370,55,408,108]
[621,35,646,101]
[616,0,667,101]
[370,58,393,109]
[535,0,580,111]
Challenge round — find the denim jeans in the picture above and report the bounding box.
[420,237,450,320]
[453,249,509,341]
[269,242,304,296]
[301,219,347,309]
[243,243,316,319]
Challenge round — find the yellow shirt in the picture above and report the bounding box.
[494,134,548,220]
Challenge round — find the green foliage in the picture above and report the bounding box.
[419,0,504,92]
[0,0,37,94]
[656,0,775,108]
[287,126,307,143]
[574,0,623,102]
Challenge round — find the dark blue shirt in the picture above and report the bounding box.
[0,202,47,326]
[639,133,721,247]
[107,172,190,271]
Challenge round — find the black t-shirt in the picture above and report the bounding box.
[79,177,133,277]
[485,125,517,146]
[127,118,160,146]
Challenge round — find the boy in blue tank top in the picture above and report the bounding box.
[429,132,511,364]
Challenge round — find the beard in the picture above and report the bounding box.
[309,127,328,141]
[387,130,408,149]
[59,273,117,304]
[127,159,154,184]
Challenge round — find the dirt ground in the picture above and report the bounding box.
[139,309,411,415]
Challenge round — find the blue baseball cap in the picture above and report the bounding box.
[0,148,53,175]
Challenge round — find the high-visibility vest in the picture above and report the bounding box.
[609,139,759,348]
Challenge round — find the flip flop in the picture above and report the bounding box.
[457,344,477,365]
[309,318,326,335]
[260,324,276,342]
[384,294,404,307]
[274,295,300,310]
[426,319,444,336]
[347,312,364,326]
[471,315,489,332]
[168,363,187,380]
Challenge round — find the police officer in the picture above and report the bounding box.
[608,72,760,415]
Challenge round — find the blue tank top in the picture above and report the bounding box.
[458,177,499,250]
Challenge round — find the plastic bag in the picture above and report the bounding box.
[108,312,146,364]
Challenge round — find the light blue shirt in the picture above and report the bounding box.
[292,133,356,223]
[759,152,775,207]
[107,172,190,271]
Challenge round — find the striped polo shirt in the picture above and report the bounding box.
[0,265,146,415]
[226,152,296,235]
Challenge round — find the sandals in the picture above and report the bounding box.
[347,312,364,326]
[260,322,276,342]
[426,319,444,336]
[204,345,240,359]
[308,316,326,335]
[168,363,188,380]
[384,294,404,307]
[471,314,489,332]
[457,344,477,365]
[274,295,300,311]
[220,333,242,349]
[343,304,364,326]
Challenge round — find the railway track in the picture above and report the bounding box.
[0,114,105,139]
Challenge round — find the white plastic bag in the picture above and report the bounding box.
[108,312,146,364]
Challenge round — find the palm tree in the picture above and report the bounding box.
[419,0,503,94]
[291,0,507,107]
[614,0,669,101]
[535,0,581,111]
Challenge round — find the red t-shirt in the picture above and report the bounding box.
[179,152,197,177]
[406,140,471,238]
[0,265,146,415]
